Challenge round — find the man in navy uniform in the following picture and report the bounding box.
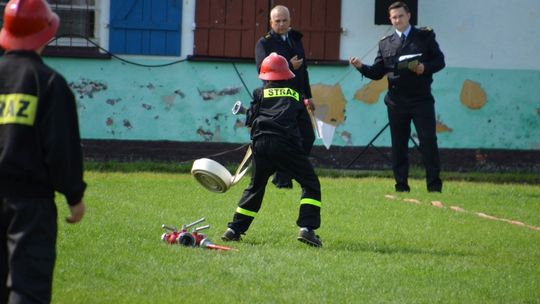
[350,1,445,192]
[255,5,315,189]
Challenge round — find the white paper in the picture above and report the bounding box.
[315,117,336,150]
[398,53,422,61]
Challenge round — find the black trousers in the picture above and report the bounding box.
[1,197,57,304]
[272,110,315,187]
[387,102,442,191]
[228,135,321,234]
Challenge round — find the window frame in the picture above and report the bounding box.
[44,0,110,58]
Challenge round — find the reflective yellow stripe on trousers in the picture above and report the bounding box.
[300,198,322,208]
[236,207,258,218]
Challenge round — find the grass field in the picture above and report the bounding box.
[52,169,540,303]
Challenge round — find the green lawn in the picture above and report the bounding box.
[53,171,540,303]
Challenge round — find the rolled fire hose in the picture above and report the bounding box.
[191,146,252,193]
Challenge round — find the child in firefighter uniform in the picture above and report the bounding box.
[0,0,87,303]
[222,52,322,247]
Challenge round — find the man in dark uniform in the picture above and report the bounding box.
[0,0,87,302]
[222,53,322,247]
[350,1,445,192]
[255,5,315,189]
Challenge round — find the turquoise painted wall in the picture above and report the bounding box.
[46,57,540,150]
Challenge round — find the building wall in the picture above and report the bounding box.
[44,0,540,150]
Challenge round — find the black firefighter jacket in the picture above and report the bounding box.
[0,51,86,205]
[248,81,310,144]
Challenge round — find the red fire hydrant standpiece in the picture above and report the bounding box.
[161,218,236,251]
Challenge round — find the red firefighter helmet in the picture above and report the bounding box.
[0,0,60,50]
[259,52,295,81]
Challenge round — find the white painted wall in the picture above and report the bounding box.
[340,0,540,70]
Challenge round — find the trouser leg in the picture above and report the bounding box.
[3,197,57,304]
[412,104,442,191]
[387,107,412,190]
[269,138,321,230]
[1,198,8,304]
[228,142,275,234]
[229,136,322,233]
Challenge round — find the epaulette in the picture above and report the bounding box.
[288,29,303,39]
[380,34,391,41]
[264,33,272,39]
[419,26,433,32]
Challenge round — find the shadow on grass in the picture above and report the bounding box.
[328,240,472,257]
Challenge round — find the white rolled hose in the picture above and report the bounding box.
[191,146,252,193]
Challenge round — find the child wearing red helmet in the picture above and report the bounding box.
[0,0,87,302]
[222,53,323,247]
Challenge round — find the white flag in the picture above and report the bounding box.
[315,117,335,149]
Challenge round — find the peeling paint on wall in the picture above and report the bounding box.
[53,56,540,150]
[106,98,121,106]
[460,79,487,110]
[174,90,185,98]
[198,87,241,100]
[69,78,107,99]
[233,118,245,131]
[160,90,185,110]
[436,116,453,133]
[353,76,387,104]
[142,103,153,110]
[311,84,346,125]
[123,120,133,129]
[161,94,176,110]
[340,131,352,145]
[140,83,156,90]
[197,127,214,141]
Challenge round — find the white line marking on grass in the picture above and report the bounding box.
[383,195,540,232]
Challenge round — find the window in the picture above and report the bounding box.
[109,0,182,56]
[193,0,342,62]
[45,0,103,57]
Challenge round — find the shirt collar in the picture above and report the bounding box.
[396,25,412,38]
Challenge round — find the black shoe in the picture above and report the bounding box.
[297,228,322,247]
[428,180,442,193]
[395,183,411,192]
[221,228,241,242]
[395,185,410,192]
